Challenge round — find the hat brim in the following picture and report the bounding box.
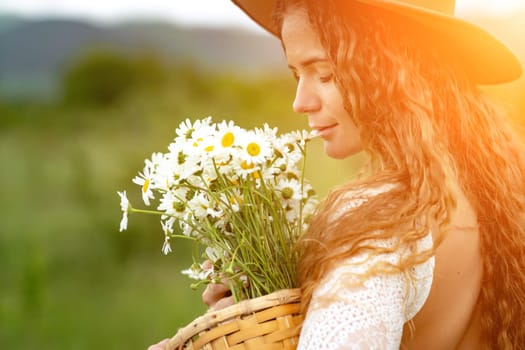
[232,0,522,84]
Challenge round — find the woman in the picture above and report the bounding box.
[150,0,525,348]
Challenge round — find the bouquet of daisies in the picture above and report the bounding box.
[118,117,318,301]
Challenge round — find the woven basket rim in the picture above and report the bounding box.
[166,288,301,350]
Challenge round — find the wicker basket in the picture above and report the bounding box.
[166,288,303,350]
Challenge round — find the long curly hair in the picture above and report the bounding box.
[274,0,525,348]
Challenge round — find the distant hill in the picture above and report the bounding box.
[0,12,523,101]
[0,16,286,100]
[0,14,25,34]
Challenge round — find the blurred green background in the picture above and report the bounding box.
[0,10,523,350]
[0,16,365,349]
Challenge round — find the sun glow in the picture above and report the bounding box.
[457,0,525,16]
[0,0,523,27]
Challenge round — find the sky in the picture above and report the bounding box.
[0,0,264,32]
[0,0,524,33]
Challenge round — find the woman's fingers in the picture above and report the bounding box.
[202,259,213,270]
[202,281,230,307]
[200,259,246,311]
[208,295,235,311]
[201,259,233,309]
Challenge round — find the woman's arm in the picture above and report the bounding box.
[298,242,434,350]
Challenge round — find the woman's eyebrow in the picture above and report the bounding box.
[288,57,329,70]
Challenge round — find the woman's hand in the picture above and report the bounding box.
[201,260,235,311]
[147,338,169,350]
[202,281,235,311]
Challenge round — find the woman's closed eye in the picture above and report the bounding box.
[289,72,333,87]
[319,73,334,83]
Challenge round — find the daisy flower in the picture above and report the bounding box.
[117,191,130,232]
[187,192,211,220]
[117,116,319,301]
[133,169,155,206]
[174,117,213,142]
[181,263,213,281]
[276,178,303,207]
[157,188,189,220]
[238,130,272,166]
[274,133,304,166]
[219,188,244,212]
[175,118,195,141]
[258,123,279,139]
[217,120,242,145]
[231,156,259,178]
[162,235,172,255]
[205,246,222,262]
[175,152,203,182]
[181,119,216,155]
[161,218,174,235]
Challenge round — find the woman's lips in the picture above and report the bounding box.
[312,124,337,138]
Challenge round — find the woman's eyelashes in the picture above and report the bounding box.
[290,71,333,84]
[319,73,333,83]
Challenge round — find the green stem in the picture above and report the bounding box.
[169,234,197,241]
[130,208,165,216]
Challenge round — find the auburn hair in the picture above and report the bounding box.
[274,0,525,348]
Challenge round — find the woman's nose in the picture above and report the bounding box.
[292,79,320,114]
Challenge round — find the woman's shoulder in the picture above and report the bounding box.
[308,231,434,327]
[328,182,435,315]
[345,182,398,199]
[335,182,398,214]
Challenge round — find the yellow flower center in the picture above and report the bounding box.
[229,195,243,205]
[173,201,185,212]
[193,137,203,147]
[205,145,214,152]
[221,132,234,147]
[142,179,150,193]
[281,187,294,200]
[241,161,254,170]
[247,142,261,157]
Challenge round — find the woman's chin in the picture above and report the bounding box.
[324,143,360,160]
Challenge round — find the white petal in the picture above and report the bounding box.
[162,240,172,255]
[117,191,129,212]
[119,213,128,232]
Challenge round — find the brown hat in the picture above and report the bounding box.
[232,0,523,84]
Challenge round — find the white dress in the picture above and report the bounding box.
[297,185,435,350]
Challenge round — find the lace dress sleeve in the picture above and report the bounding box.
[297,237,434,350]
[297,184,434,349]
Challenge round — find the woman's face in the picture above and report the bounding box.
[281,8,362,159]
